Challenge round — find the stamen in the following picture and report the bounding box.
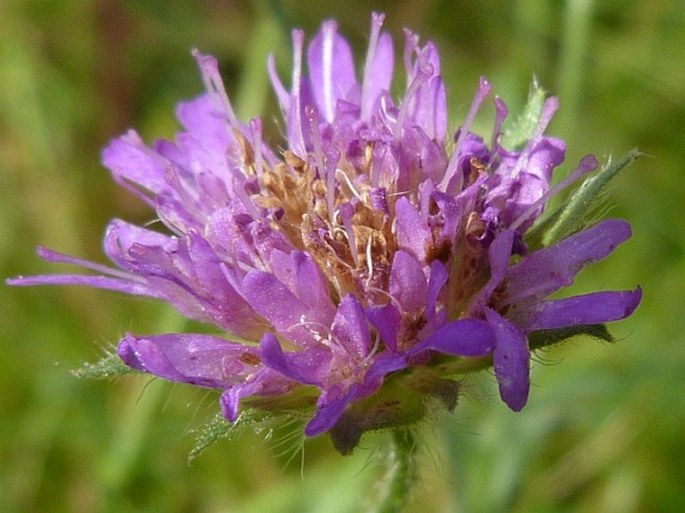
[490,97,508,151]
[231,176,260,219]
[509,97,560,178]
[192,50,241,131]
[306,105,326,178]
[365,237,374,286]
[249,118,264,179]
[402,29,420,84]
[339,202,360,268]
[287,318,332,343]
[396,61,432,138]
[267,53,290,110]
[35,246,146,282]
[363,333,382,365]
[509,154,598,232]
[335,168,363,201]
[441,76,492,191]
[325,149,340,224]
[366,285,403,311]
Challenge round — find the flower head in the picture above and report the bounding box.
[9,13,641,453]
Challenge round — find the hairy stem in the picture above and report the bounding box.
[376,429,418,513]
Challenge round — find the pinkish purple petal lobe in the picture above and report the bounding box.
[363,352,408,389]
[426,260,448,318]
[292,251,337,324]
[6,273,155,296]
[485,308,530,411]
[175,95,237,155]
[505,219,632,304]
[219,369,296,422]
[395,196,432,261]
[366,304,402,351]
[361,27,394,119]
[526,287,642,331]
[103,219,174,270]
[118,333,262,388]
[267,53,290,111]
[304,384,361,437]
[259,333,331,385]
[414,318,495,357]
[102,131,170,203]
[472,229,515,311]
[422,76,447,141]
[331,294,372,358]
[307,20,357,122]
[219,387,243,422]
[240,270,313,346]
[389,250,428,315]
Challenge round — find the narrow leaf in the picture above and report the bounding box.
[500,79,547,150]
[72,350,132,379]
[537,149,640,247]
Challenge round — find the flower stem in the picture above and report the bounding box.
[376,429,417,513]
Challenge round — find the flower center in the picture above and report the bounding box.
[255,147,398,306]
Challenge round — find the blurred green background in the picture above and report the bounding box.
[1,1,684,512]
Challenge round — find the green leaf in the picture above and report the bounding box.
[71,350,132,379]
[188,408,306,461]
[499,79,547,150]
[188,412,234,461]
[531,149,641,248]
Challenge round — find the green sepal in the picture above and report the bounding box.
[71,350,132,379]
[188,408,308,462]
[528,323,613,351]
[499,79,547,151]
[527,149,641,249]
[329,367,460,455]
[188,412,235,461]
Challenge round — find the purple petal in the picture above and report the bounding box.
[361,18,394,120]
[175,95,237,155]
[485,309,530,411]
[304,384,361,437]
[526,287,642,331]
[366,304,402,351]
[410,49,447,140]
[307,20,357,122]
[331,294,372,358]
[389,250,427,315]
[103,219,173,271]
[219,369,296,422]
[471,229,515,312]
[395,196,432,261]
[118,333,262,388]
[102,131,169,204]
[414,318,495,357]
[292,251,336,324]
[426,260,449,318]
[241,271,313,346]
[259,333,331,385]
[505,220,632,304]
[6,273,154,296]
[363,352,408,390]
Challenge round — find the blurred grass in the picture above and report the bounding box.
[1,1,684,512]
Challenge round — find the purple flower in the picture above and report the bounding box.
[8,13,641,451]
